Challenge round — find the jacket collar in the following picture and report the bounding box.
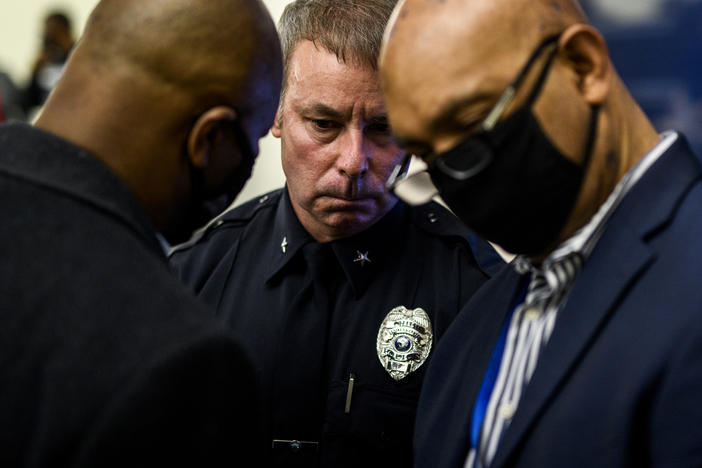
[330,200,407,298]
[491,134,702,467]
[264,188,315,283]
[265,190,408,297]
[0,123,164,258]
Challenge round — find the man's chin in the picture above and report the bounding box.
[329,215,372,231]
[300,195,398,241]
[320,209,388,239]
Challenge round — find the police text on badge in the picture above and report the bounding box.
[376,306,433,381]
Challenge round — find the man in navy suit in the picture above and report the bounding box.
[380,0,702,466]
[0,0,282,466]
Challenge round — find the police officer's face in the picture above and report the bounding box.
[272,40,405,242]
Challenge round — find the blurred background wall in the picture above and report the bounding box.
[581,0,702,156]
[0,0,700,207]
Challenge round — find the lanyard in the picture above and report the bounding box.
[470,280,529,449]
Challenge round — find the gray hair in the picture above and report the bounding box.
[277,0,398,99]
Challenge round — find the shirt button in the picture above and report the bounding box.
[524,307,541,321]
[499,402,517,419]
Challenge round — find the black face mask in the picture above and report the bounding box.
[167,116,256,244]
[428,35,599,256]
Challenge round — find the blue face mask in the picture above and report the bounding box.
[428,35,600,256]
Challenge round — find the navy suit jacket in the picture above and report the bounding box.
[415,135,702,468]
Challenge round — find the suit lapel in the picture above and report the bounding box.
[490,136,701,468]
[439,267,525,467]
[491,224,653,467]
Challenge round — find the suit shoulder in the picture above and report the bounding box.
[407,201,505,276]
[408,201,471,238]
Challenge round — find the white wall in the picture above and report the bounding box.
[1,1,90,85]
[0,0,292,206]
[238,0,290,206]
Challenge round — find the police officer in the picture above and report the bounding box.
[170,1,503,466]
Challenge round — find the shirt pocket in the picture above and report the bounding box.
[320,378,419,467]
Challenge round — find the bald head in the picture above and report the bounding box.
[381,0,660,256]
[382,0,588,134]
[80,0,281,115]
[385,0,586,52]
[36,0,283,242]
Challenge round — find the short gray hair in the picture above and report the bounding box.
[278,0,398,98]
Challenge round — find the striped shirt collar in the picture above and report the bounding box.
[515,131,678,276]
[468,132,679,468]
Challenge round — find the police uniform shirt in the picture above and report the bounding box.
[170,188,501,467]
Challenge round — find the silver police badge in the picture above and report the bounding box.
[376,306,433,381]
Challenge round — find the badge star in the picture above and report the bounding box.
[353,250,371,266]
[281,236,288,254]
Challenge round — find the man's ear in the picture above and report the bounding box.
[270,106,282,138]
[187,106,237,169]
[559,24,611,106]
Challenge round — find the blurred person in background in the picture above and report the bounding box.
[22,11,75,116]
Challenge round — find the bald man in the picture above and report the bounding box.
[0,0,281,466]
[381,0,702,467]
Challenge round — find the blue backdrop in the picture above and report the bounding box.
[581,0,701,155]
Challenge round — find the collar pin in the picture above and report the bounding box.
[353,250,371,266]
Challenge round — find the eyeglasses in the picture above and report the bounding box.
[386,34,562,206]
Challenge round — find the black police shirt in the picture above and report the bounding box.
[170,188,503,468]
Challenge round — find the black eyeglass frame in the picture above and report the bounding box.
[386,33,562,192]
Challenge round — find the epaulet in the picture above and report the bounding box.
[409,200,507,277]
[409,200,471,240]
[168,189,281,256]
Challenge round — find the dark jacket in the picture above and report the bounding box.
[171,188,504,467]
[414,134,702,468]
[0,123,263,467]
